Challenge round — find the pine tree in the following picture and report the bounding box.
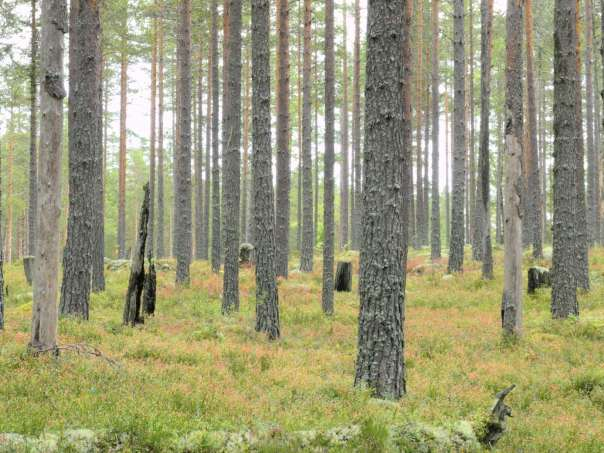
[430,0,441,260]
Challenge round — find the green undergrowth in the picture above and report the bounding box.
[1,247,604,451]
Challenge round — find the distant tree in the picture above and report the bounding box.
[28,0,38,258]
[117,13,128,259]
[194,49,204,260]
[339,1,349,251]
[478,0,494,280]
[552,0,579,318]
[584,0,597,245]
[322,0,335,315]
[354,0,408,400]
[156,0,166,258]
[430,0,441,261]
[251,0,279,339]
[148,3,158,260]
[415,0,424,250]
[502,0,524,337]
[202,39,211,259]
[351,0,361,251]
[275,0,291,278]
[174,0,192,285]
[299,0,313,272]
[211,0,221,273]
[448,0,466,273]
[30,0,66,353]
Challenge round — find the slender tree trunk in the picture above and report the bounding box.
[469,0,480,260]
[552,0,579,318]
[496,109,504,245]
[5,120,13,264]
[118,31,128,259]
[28,0,38,258]
[31,0,66,352]
[240,47,250,243]
[585,0,597,245]
[276,0,291,278]
[351,0,361,251]
[354,0,408,400]
[148,10,158,260]
[415,0,424,250]
[252,0,280,339]
[445,90,450,245]
[430,0,441,260]
[448,0,466,273]
[157,1,166,258]
[423,81,430,247]
[60,0,101,319]
[194,49,204,259]
[525,0,543,259]
[340,1,349,250]
[175,0,192,285]
[296,1,302,252]
[314,45,319,247]
[202,43,211,259]
[300,0,313,272]
[0,141,3,329]
[211,0,221,272]
[575,0,590,290]
[502,0,524,337]
[221,0,242,313]
[478,0,494,279]
[322,0,335,315]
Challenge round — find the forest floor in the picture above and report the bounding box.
[2,246,604,451]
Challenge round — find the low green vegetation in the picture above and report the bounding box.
[2,248,604,451]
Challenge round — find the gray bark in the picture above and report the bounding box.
[354,0,408,400]
[430,0,441,260]
[221,0,242,313]
[585,0,597,245]
[275,0,291,278]
[156,2,166,258]
[478,0,494,279]
[92,52,105,292]
[299,0,313,273]
[194,53,204,260]
[552,0,579,318]
[448,0,466,273]
[502,0,525,337]
[148,12,158,262]
[322,0,335,315]
[30,0,66,352]
[339,1,349,250]
[28,0,38,258]
[174,0,192,284]
[251,0,280,339]
[117,34,127,260]
[60,0,101,320]
[202,43,211,260]
[351,0,361,251]
[211,0,221,273]
[495,110,504,245]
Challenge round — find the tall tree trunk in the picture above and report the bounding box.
[211,0,221,273]
[552,0,579,318]
[585,0,597,245]
[322,0,335,315]
[221,0,242,313]
[240,47,250,243]
[296,1,302,252]
[575,0,590,290]
[157,1,166,258]
[118,30,128,259]
[430,0,441,260]
[275,0,291,278]
[5,121,13,264]
[351,0,361,251]
[300,0,313,272]
[502,0,524,337]
[415,0,424,250]
[149,10,158,260]
[202,42,211,258]
[60,0,101,319]
[469,0,480,260]
[445,90,450,245]
[314,45,319,247]
[252,0,280,339]
[478,0,494,279]
[448,0,466,274]
[175,0,192,285]
[194,49,204,259]
[31,0,66,352]
[495,108,504,245]
[525,0,543,259]
[354,0,408,400]
[28,0,38,258]
[423,80,430,247]
[340,1,349,250]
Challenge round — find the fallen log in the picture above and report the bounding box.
[122,184,149,326]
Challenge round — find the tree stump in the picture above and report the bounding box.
[123,184,149,326]
[527,267,551,294]
[143,260,157,316]
[239,243,254,266]
[334,261,352,292]
[23,256,34,286]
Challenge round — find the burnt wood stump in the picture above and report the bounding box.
[239,243,254,266]
[528,267,551,294]
[123,184,149,326]
[334,261,352,292]
[23,256,34,285]
[143,260,157,316]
